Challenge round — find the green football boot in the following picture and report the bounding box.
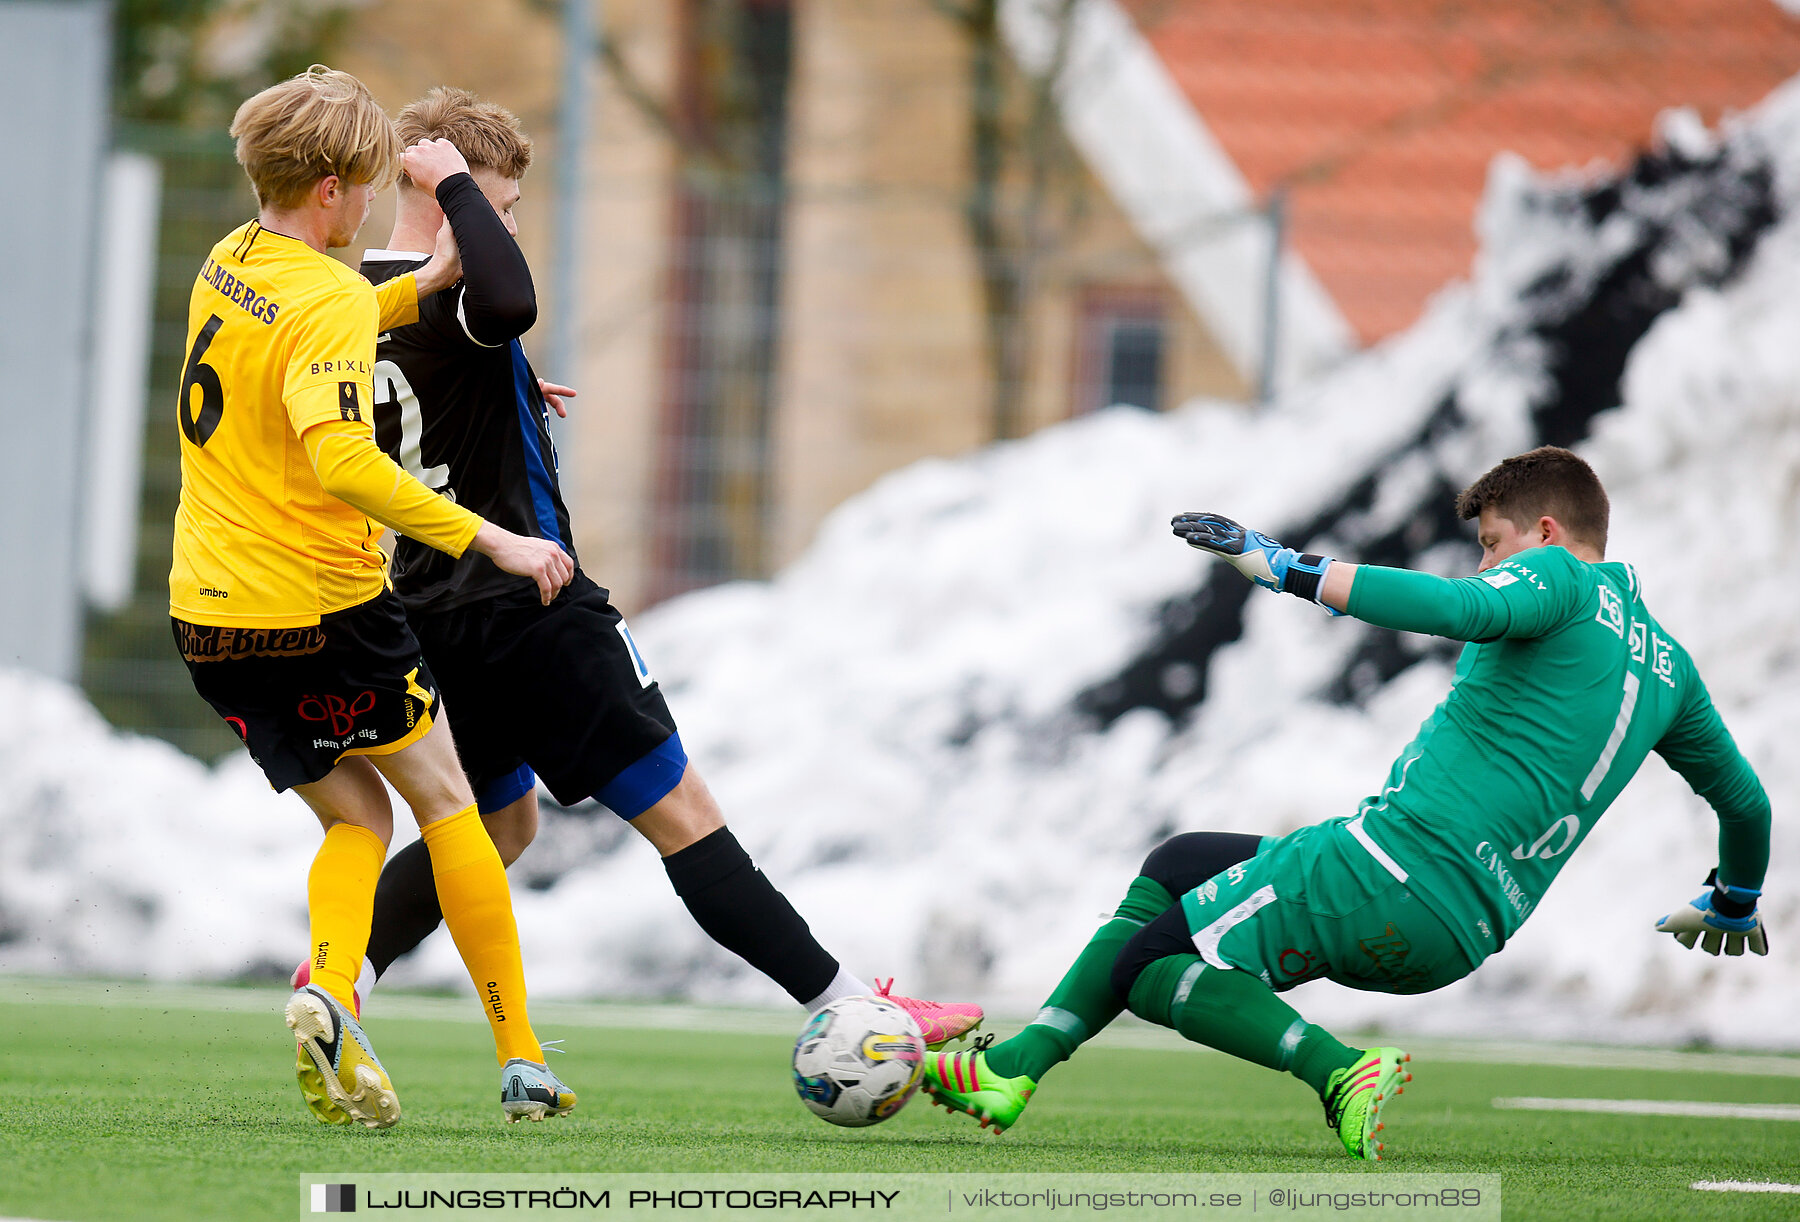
[922,1035,1037,1134]
[1321,1046,1412,1159]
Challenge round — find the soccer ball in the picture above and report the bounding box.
[791,995,926,1127]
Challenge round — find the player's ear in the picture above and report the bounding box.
[317,174,343,206]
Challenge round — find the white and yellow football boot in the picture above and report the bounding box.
[285,983,400,1129]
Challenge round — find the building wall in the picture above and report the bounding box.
[777,0,1246,574]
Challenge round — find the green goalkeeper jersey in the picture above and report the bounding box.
[1343,545,1769,964]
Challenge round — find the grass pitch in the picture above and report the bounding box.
[2,980,1797,1221]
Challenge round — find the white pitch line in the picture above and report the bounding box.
[1692,1181,1800,1195]
[1494,1097,1800,1121]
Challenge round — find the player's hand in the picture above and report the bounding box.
[413,217,462,298]
[471,523,574,605]
[1172,512,1337,608]
[403,137,472,195]
[538,379,577,418]
[1656,870,1768,956]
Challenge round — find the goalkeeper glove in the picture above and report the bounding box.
[1171,512,1339,610]
[1655,869,1768,956]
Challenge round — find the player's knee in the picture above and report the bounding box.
[1110,903,1196,1003]
[1139,831,1264,894]
[481,796,538,865]
[633,768,725,856]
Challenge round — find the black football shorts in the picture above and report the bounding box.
[408,571,685,819]
[174,591,440,792]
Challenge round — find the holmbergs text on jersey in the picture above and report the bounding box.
[199,257,281,324]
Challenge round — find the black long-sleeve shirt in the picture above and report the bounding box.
[436,173,536,344]
[360,173,574,615]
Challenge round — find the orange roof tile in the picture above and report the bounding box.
[1124,0,1800,342]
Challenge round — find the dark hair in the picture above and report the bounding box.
[1455,446,1609,552]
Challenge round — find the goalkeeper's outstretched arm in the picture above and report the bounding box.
[1171,511,1573,641]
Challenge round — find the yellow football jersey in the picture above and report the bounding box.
[169,221,423,627]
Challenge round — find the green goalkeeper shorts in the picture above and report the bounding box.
[1178,818,1479,995]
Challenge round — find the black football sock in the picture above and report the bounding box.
[364,835,445,979]
[662,827,839,1003]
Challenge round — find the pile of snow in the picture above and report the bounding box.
[4,85,1797,1049]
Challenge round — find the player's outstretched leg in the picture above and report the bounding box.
[872,978,983,1050]
[922,832,1267,1132]
[287,983,401,1129]
[1123,947,1410,1159]
[922,1034,1036,1134]
[919,869,1170,1134]
[643,769,985,1043]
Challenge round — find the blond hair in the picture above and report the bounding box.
[396,86,533,182]
[230,65,402,209]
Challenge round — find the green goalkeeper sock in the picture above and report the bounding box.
[1127,953,1360,1096]
[983,876,1175,1082]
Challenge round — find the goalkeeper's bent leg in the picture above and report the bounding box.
[983,831,1268,1083]
[1125,951,1357,1095]
[980,877,1171,1082]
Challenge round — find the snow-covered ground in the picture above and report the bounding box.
[3,85,1796,1049]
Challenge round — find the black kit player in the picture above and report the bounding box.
[289,87,981,1045]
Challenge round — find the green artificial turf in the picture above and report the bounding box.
[2,981,1796,1221]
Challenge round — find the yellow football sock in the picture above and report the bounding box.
[419,805,543,1064]
[306,822,386,1012]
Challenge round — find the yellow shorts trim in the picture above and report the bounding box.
[340,708,434,760]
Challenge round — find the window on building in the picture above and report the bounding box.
[1073,288,1166,415]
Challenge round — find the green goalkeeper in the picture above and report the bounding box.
[923,446,1771,1159]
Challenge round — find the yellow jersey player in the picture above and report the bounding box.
[169,66,577,1128]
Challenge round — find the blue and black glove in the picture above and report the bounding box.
[1172,512,1339,610]
[1655,869,1768,957]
